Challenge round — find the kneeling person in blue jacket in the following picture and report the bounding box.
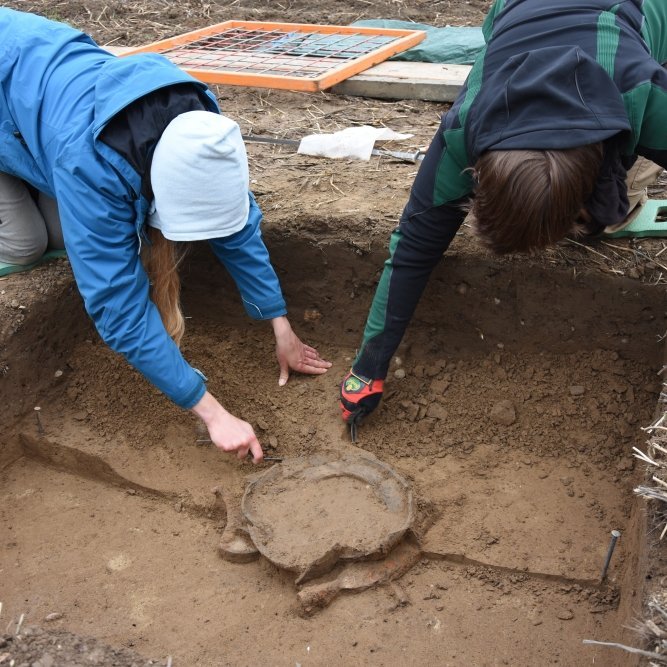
[0,8,331,462]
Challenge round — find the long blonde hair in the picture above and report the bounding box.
[142,226,185,346]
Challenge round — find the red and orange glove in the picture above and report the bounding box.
[340,370,384,430]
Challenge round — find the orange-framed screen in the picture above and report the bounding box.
[120,21,426,92]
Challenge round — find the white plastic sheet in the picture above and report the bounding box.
[297,125,413,161]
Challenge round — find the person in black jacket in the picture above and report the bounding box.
[340,0,667,431]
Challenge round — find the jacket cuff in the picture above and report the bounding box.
[174,373,207,409]
[242,297,287,320]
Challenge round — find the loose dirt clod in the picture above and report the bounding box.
[489,399,516,426]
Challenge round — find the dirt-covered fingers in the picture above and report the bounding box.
[247,437,264,464]
[299,346,332,373]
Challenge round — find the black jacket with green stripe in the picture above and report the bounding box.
[354,0,667,381]
[440,0,667,215]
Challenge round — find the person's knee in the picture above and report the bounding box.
[0,173,49,264]
[0,231,48,265]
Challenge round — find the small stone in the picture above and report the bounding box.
[268,435,279,448]
[256,418,269,431]
[86,648,105,665]
[430,379,450,394]
[456,282,469,295]
[174,501,183,513]
[489,400,516,426]
[394,368,406,379]
[44,612,63,622]
[557,609,574,621]
[393,356,403,368]
[54,370,63,378]
[303,309,322,322]
[10,299,19,309]
[426,403,448,421]
[72,410,88,421]
[401,402,420,422]
[608,376,628,393]
[569,385,585,396]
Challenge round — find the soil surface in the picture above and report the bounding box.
[0,625,156,667]
[1,1,667,666]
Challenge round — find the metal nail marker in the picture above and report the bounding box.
[34,406,44,435]
[600,530,621,582]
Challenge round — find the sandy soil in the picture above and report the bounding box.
[1,1,667,666]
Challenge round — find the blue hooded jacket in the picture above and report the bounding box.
[0,9,287,408]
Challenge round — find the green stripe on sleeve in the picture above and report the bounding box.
[357,228,401,353]
[433,128,474,206]
[596,10,620,79]
[431,45,485,207]
[641,0,667,65]
[482,0,506,42]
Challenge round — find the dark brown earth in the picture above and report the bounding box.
[13,0,491,46]
[1,1,667,666]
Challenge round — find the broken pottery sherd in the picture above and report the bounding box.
[241,452,415,583]
[212,485,260,564]
[297,537,421,615]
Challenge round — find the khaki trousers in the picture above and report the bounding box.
[0,172,63,265]
[605,156,665,233]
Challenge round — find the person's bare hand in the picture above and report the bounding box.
[272,316,332,386]
[191,391,263,462]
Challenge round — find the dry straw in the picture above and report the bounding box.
[589,361,667,661]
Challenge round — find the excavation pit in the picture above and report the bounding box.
[0,231,664,665]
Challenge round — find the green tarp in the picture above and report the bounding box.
[353,20,484,65]
[0,249,67,277]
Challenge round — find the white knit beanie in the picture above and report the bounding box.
[148,110,250,241]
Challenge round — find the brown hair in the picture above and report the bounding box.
[142,226,185,347]
[470,143,603,254]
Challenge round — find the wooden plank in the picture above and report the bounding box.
[104,46,132,55]
[332,60,470,102]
